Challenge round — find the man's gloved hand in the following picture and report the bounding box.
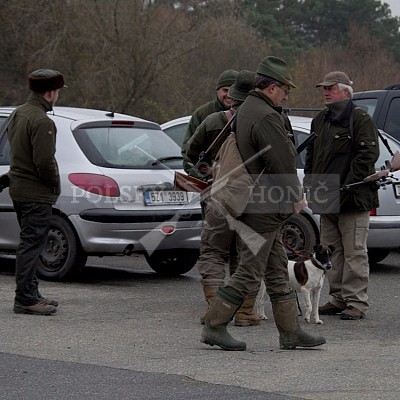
[0,173,10,193]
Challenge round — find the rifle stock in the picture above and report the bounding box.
[174,171,210,193]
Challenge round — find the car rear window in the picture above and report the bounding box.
[73,126,183,169]
[352,98,378,118]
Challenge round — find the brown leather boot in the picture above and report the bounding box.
[14,299,57,316]
[234,295,262,326]
[199,279,224,325]
[200,286,218,325]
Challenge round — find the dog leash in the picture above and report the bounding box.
[283,240,314,261]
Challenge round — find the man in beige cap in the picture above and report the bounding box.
[181,69,238,176]
[304,71,379,320]
[8,69,66,315]
[200,57,325,351]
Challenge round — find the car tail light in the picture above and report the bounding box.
[68,173,120,197]
[161,225,175,234]
[370,208,377,216]
[111,120,135,126]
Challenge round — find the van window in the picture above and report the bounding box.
[352,98,378,118]
[383,97,400,141]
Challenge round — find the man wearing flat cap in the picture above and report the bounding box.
[201,57,325,351]
[8,69,66,316]
[181,69,238,177]
[304,71,379,321]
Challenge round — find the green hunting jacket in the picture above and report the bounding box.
[181,97,229,174]
[235,90,302,233]
[186,110,233,181]
[8,93,60,204]
[304,101,379,213]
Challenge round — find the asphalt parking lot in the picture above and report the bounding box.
[1,252,400,400]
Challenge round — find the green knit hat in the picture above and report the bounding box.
[228,70,255,102]
[256,56,296,88]
[216,69,238,90]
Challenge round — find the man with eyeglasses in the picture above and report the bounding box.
[200,56,326,351]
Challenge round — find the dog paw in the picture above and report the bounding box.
[316,319,323,325]
[304,317,311,323]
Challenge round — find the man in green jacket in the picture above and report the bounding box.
[8,69,66,315]
[201,56,326,351]
[305,71,379,320]
[181,69,238,176]
[185,70,262,327]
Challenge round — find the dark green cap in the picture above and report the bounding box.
[228,70,255,102]
[256,56,296,88]
[216,69,238,90]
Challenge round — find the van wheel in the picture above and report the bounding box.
[145,250,199,276]
[37,215,87,281]
[283,214,317,260]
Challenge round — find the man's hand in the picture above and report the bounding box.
[293,197,308,214]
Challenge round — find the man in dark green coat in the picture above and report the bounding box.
[181,69,238,176]
[8,69,66,315]
[305,71,379,320]
[186,70,263,327]
[201,57,326,351]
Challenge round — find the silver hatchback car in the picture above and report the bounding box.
[0,107,202,281]
[162,115,400,264]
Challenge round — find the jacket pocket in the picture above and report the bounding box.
[354,216,369,250]
[331,131,352,155]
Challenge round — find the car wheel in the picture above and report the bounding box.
[368,249,390,264]
[37,215,87,281]
[145,249,199,276]
[282,214,317,260]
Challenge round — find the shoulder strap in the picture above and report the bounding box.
[195,110,235,168]
[350,107,394,156]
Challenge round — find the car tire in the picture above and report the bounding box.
[282,214,317,260]
[368,249,390,264]
[37,215,87,281]
[145,249,199,276]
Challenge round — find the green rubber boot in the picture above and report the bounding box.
[271,291,326,350]
[200,287,246,351]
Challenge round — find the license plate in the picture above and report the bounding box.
[394,184,400,198]
[144,191,188,205]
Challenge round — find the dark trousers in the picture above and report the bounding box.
[13,201,52,306]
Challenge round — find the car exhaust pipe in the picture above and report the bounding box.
[123,244,135,256]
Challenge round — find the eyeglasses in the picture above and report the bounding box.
[276,84,290,96]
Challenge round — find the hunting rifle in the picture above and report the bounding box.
[342,150,400,191]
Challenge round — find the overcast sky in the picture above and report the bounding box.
[383,0,400,17]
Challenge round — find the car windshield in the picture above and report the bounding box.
[74,126,183,169]
[163,123,187,146]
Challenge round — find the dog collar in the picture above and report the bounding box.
[311,257,325,271]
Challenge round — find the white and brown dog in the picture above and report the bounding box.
[253,244,334,324]
[288,244,334,324]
